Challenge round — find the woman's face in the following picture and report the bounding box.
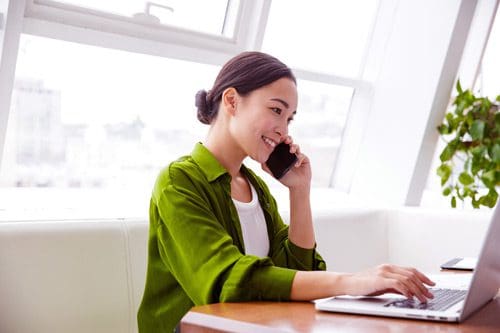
[230,77,298,164]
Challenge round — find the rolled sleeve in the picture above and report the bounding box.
[270,222,327,272]
[220,256,297,302]
[285,240,316,270]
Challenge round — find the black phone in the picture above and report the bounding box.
[265,142,298,179]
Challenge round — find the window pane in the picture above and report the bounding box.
[262,0,379,77]
[36,0,238,37]
[476,6,500,99]
[0,35,218,214]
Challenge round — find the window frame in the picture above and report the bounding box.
[24,0,245,60]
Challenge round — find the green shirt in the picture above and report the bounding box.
[137,143,326,332]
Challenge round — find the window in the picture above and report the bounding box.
[31,0,239,37]
[0,35,218,216]
[262,0,379,77]
[0,1,381,217]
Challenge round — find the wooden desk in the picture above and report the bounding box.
[181,298,500,333]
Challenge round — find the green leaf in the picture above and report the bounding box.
[455,100,466,116]
[437,163,452,185]
[480,189,498,208]
[451,196,457,208]
[456,80,463,94]
[495,113,500,131]
[439,140,458,162]
[472,199,480,209]
[471,145,486,157]
[445,112,460,132]
[458,172,474,185]
[464,157,471,172]
[465,90,475,104]
[470,120,485,140]
[480,98,491,115]
[481,169,496,188]
[437,124,449,135]
[442,186,452,196]
[491,143,500,164]
[458,124,468,138]
[471,156,482,175]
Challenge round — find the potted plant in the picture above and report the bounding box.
[437,80,500,208]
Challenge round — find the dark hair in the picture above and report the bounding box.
[195,51,296,125]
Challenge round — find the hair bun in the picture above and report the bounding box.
[195,89,213,125]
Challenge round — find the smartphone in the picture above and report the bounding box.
[265,142,298,179]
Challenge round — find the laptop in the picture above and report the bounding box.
[315,204,500,322]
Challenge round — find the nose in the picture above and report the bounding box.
[274,122,288,141]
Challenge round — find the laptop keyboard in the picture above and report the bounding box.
[384,288,467,311]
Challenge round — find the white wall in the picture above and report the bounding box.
[308,207,492,273]
[386,207,491,272]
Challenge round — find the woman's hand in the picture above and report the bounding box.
[262,136,311,189]
[343,264,435,302]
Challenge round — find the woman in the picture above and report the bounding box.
[137,51,434,332]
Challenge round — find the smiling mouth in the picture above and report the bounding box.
[262,136,277,149]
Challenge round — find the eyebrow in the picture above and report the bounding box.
[270,98,289,109]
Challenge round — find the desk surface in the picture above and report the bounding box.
[181,297,500,333]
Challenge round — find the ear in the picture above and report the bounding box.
[221,87,238,115]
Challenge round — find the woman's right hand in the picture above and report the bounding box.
[343,264,435,302]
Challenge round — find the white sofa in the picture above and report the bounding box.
[0,207,491,333]
[0,219,149,333]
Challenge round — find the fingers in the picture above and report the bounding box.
[391,267,434,300]
[377,265,434,302]
[385,272,432,302]
[412,268,436,286]
[295,153,307,167]
[284,136,298,154]
[284,136,306,167]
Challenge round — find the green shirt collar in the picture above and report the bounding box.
[191,142,229,182]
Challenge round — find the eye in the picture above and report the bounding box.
[271,107,282,115]
[287,117,294,124]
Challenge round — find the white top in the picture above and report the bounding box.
[232,183,270,257]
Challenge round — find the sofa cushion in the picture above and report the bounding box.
[0,220,133,333]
